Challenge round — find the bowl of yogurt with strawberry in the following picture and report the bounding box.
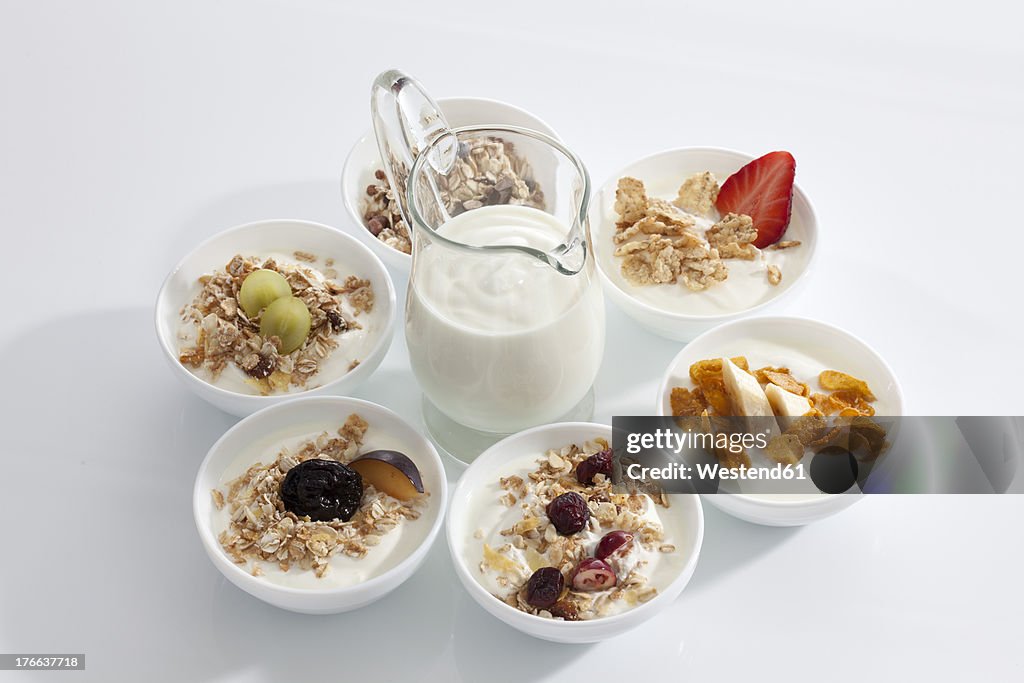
[591,147,819,341]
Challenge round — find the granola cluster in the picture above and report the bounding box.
[612,174,800,290]
[213,414,426,579]
[363,136,544,254]
[178,253,373,394]
[479,441,672,621]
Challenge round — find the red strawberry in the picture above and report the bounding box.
[716,151,796,249]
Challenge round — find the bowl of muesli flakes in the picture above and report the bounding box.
[155,219,396,416]
[590,147,819,341]
[341,97,559,273]
[446,422,704,643]
[193,396,447,614]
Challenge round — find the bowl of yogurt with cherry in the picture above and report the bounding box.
[446,421,704,643]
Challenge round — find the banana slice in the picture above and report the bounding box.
[721,358,779,436]
[764,383,814,428]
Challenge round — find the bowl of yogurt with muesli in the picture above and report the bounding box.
[446,422,704,643]
[341,97,559,273]
[591,147,818,341]
[155,219,396,416]
[193,395,447,614]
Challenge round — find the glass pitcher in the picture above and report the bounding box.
[371,70,605,461]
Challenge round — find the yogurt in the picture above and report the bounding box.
[466,451,691,617]
[177,252,378,395]
[210,426,434,590]
[674,338,897,499]
[597,177,812,316]
[406,205,605,433]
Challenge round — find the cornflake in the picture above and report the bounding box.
[670,356,887,466]
[612,170,803,294]
[707,213,758,261]
[673,171,720,216]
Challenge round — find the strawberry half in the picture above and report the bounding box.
[715,151,796,248]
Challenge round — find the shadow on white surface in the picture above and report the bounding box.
[450,593,591,682]
[684,503,801,595]
[0,309,238,680]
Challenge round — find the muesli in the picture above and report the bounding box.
[214,413,428,580]
[476,440,676,620]
[362,136,545,254]
[613,151,801,292]
[177,253,373,394]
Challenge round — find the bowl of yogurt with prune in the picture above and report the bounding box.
[155,219,396,416]
[446,422,704,643]
[193,396,447,614]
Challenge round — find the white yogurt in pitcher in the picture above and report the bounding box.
[406,205,605,433]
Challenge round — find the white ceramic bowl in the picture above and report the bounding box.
[656,316,904,526]
[591,147,819,341]
[341,97,560,273]
[155,219,396,417]
[193,396,447,614]
[446,422,704,643]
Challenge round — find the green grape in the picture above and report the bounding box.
[239,269,292,317]
[260,296,311,354]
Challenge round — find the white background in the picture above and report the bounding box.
[2,0,1022,680]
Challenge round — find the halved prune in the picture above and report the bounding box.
[280,459,363,522]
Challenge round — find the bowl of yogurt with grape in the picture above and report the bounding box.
[155,219,396,416]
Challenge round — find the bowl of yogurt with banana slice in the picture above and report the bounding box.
[657,316,903,526]
[446,422,704,643]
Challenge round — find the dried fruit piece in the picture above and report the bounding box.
[595,530,634,561]
[576,448,613,485]
[546,492,590,535]
[260,296,312,354]
[571,558,617,591]
[722,357,775,420]
[819,370,876,402]
[549,599,580,621]
[483,543,522,574]
[349,450,424,500]
[279,459,363,522]
[238,268,292,317]
[525,567,564,609]
[716,151,796,248]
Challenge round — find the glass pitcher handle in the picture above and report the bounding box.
[370,69,457,230]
